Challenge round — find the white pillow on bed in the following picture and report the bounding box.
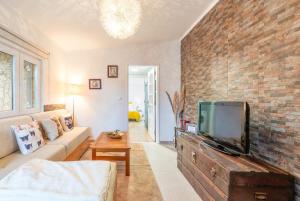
[11,121,45,155]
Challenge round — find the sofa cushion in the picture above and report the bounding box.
[0,116,32,159]
[0,144,66,179]
[11,121,45,155]
[41,119,59,141]
[47,127,91,155]
[59,114,74,132]
[51,116,64,136]
[31,109,69,138]
[30,109,69,122]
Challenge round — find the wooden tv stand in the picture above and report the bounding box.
[177,134,294,201]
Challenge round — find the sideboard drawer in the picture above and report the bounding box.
[195,144,230,195]
[180,137,229,195]
[181,161,215,201]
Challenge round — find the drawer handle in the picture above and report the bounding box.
[180,145,183,150]
[210,167,216,177]
[191,152,196,163]
[254,192,267,200]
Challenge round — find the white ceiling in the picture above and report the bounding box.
[1,0,216,51]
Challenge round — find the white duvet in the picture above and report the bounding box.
[0,159,111,201]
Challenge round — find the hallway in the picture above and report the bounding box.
[128,121,153,142]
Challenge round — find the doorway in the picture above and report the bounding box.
[128,65,158,142]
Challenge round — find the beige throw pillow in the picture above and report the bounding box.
[41,119,59,141]
[51,116,64,136]
[35,121,47,140]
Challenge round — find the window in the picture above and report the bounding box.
[24,61,36,109]
[21,55,41,113]
[0,51,14,112]
[0,43,41,117]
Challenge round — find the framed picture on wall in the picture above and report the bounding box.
[107,65,118,78]
[89,79,101,89]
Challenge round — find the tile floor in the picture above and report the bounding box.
[143,143,202,201]
[128,121,202,201]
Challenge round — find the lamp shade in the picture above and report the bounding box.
[67,83,81,95]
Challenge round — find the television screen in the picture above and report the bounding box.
[198,101,249,154]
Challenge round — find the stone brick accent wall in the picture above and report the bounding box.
[181,0,300,199]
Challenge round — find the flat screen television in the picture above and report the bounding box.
[198,101,250,155]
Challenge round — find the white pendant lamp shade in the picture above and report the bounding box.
[100,0,142,39]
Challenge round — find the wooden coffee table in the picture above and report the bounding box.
[90,132,131,176]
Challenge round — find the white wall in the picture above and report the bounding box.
[66,40,180,141]
[0,4,67,104]
[0,4,181,142]
[128,75,146,115]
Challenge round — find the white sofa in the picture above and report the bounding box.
[0,109,91,179]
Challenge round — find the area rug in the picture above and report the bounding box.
[81,143,163,201]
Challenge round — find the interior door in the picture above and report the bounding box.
[147,68,156,141]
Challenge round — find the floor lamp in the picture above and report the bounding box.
[67,84,81,126]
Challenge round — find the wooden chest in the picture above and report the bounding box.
[177,134,294,201]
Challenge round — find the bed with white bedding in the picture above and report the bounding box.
[0,159,117,201]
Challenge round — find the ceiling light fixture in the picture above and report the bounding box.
[100,0,142,40]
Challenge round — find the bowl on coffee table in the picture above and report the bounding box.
[106,130,124,139]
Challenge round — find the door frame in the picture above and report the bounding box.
[144,80,148,129]
[126,65,160,143]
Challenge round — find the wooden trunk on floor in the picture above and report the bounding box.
[177,134,294,201]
